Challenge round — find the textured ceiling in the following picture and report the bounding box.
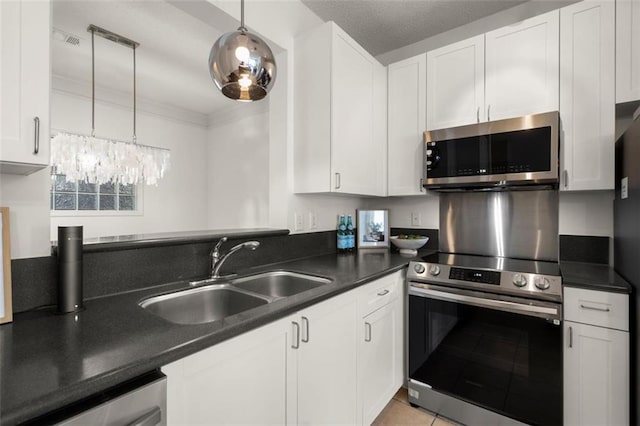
[301,0,528,56]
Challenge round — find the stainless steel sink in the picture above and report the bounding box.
[140,271,331,325]
[231,271,331,298]
[139,285,269,325]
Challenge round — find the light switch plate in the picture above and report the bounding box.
[308,212,317,229]
[294,212,304,231]
[411,211,421,226]
[622,177,629,199]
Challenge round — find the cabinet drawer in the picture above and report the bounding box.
[358,271,402,316]
[564,287,629,331]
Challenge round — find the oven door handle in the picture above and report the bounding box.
[409,285,561,321]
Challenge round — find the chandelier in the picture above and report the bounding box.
[51,25,170,186]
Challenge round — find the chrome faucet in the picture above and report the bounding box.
[210,237,260,279]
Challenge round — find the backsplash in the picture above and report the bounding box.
[11,230,339,313]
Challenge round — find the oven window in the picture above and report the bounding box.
[409,295,562,425]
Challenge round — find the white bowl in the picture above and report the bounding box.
[390,236,429,256]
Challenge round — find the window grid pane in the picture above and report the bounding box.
[50,174,137,213]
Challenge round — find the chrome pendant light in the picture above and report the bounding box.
[208,0,276,102]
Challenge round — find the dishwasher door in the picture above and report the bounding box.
[54,371,166,426]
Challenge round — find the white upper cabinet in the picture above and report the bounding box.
[485,10,560,121]
[426,11,559,130]
[388,54,427,196]
[560,0,615,191]
[426,35,485,130]
[0,0,50,174]
[294,22,386,196]
[616,0,640,103]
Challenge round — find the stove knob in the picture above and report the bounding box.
[414,264,426,274]
[534,277,550,290]
[512,273,527,287]
[429,265,441,276]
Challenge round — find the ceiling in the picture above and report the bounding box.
[52,0,531,118]
[301,0,528,56]
[52,0,233,118]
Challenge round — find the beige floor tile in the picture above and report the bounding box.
[372,399,436,426]
[433,416,461,426]
[392,387,409,405]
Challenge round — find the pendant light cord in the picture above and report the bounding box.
[133,45,137,144]
[239,0,247,32]
[91,28,95,137]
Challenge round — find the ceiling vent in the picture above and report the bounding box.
[52,28,81,47]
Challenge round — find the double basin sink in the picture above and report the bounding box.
[139,271,332,325]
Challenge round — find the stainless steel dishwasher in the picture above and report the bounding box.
[31,371,166,426]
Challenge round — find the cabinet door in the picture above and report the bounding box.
[0,0,50,172]
[560,0,615,191]
[359,298,403,426]
[426,34,485,130]
[292,290,358,425]
[616,0,640,103]
[163,317,290,425]
[388,54,426,196]
[564,321,629,426]
[331,27,380,196]
[485,10,559,121]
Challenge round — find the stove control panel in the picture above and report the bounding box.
[407,261,563,302]
[449,267,500,285]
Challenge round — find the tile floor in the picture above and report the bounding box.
[372,388,461,426]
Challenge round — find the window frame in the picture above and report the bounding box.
[50,175,144,217]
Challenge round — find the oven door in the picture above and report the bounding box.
[408,283,562,426]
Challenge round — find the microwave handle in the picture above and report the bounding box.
[409,285,561,321]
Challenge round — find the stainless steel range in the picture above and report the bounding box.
[408,123,563,426]
[407,253,563,426]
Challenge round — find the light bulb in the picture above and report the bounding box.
[239,74,252,88]
[235,46,250,63]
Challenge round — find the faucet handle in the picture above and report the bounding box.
[211,236,228,256]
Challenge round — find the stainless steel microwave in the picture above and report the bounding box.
[423,111,559,191]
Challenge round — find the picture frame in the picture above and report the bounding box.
[357,209,390,249]
[1,207,12,324]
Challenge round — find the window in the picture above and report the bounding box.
[50,174,138,212]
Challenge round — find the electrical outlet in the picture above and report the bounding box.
[308,212,317,229]
[622,177,629,199]
[294,212,304,231]
[411,211,421,226]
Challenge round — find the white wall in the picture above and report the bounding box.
[0,169,51,258]
[50,90,209,240]
[207,103,270,229]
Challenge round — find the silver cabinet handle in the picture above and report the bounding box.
[487,105,491,121]
[292,321,300,349]
[377,289,390,296]
[335,172,341,189]
[365,322,372,342]
[127,406,162,426]
[568,326,573,348]
[33,116,40,154]
[580,304,610,312]
[476,107,480,123]
[563,170,568,188]
[301,316,309,343]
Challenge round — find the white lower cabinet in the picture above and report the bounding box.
[358,277,403,425]
[289,291,359,425]
[163,316,290,425]
[163,270,405,425]
[563,287,630,425]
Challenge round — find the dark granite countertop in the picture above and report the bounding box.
[0,250,431,425]
[560,261,633,294]
[51,228,290,254]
